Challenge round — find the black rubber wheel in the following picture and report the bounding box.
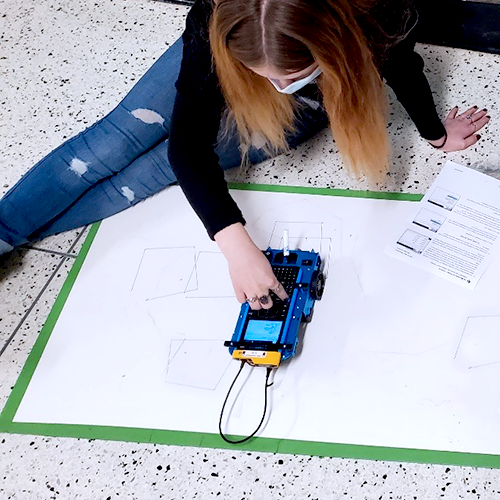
[310,271,325,300]
[302,310,313,323]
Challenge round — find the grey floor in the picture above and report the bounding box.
[1,0,500,498]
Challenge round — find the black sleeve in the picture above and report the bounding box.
[380,5,447,141]
[167,0,246,240]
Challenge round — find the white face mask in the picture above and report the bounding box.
[268,67,322,94]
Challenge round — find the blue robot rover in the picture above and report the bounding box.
[224,247,325,368]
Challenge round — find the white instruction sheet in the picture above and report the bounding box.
[386,161,500,288]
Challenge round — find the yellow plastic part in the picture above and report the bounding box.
[232,349,281,367]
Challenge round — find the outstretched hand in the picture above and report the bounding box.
[428,106,490,152]
[215,223,289,310]
[226,243,289,310]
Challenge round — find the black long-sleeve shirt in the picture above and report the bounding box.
[168,0,446,240]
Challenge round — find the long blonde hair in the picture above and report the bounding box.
[210,0,390,177]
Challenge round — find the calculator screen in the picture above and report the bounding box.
[244,320,283,343]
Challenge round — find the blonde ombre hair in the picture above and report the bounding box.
[210,0,390,178]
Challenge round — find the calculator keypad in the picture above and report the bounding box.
[247,266,299,321]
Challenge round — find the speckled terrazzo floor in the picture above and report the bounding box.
[1,0,500,498]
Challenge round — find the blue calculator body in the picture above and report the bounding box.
[224,248,325,367]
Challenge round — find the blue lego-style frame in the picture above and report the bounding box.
[224,248,324,362]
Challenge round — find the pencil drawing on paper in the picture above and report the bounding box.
[166,338,232,390]
[454,315,500,370]
[130,247,234,301]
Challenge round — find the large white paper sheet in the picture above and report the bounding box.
[13,186,500,455]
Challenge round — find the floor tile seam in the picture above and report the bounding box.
[0,254,68,358]
[0,229,87,358]
[20,245,78,259]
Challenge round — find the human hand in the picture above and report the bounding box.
[428,106,490,152]
[215,223,289,309]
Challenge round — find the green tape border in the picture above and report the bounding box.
[227,183,424,202]
[0,222,101,424]
[2,185,499,469]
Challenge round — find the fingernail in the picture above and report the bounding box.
[476,135,481,140]
[487,115,491,119]
[474,105,478,108]
[483,108,487,111]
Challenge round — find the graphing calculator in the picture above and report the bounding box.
[224,248,325,368]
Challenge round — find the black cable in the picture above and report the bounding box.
[219,362,274,444]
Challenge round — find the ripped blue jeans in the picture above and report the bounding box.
[0,37,328,254]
